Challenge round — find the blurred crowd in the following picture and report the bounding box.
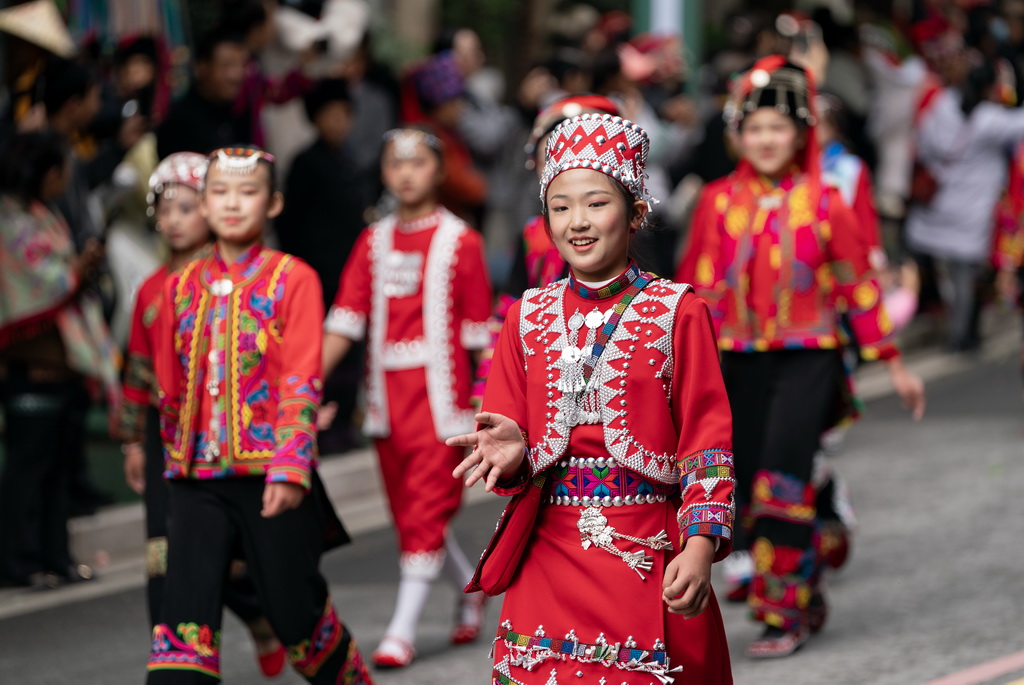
[1,0,1024,589]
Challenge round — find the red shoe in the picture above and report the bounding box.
[372,636,416,669]
[257,645,287,678]
[746,626,809,659]
[725,580,750,603]
[451,591,487,645]
[820,521,851,571]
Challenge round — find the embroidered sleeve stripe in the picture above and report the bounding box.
[683,523,732,539]
[677,448,734,474]
[266,465,311,489]
[680,466,734,487]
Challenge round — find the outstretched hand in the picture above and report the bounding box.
[888,358,926,422]
[448,412,527,492]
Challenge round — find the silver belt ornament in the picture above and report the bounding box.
[576,506,671,580]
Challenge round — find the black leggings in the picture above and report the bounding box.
[720,349,843,552]
[141,406,264,628]
[148,478,361,684]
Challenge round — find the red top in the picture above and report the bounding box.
[154,244,324,490]
[116,264,168,443]
[326,208,493,439]
[483,275,736,557]
[677,171,899,361]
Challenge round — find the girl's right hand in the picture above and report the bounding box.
[447,412,527,492]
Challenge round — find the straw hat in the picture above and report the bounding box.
[0,0,75,58]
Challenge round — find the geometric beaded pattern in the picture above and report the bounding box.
[517,279,692,484]
[539,113,652,211]
[548,457,680,505]
[496,627,668,667]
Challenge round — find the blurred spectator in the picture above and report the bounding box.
[434,27,521,280]
[43,57,140,519]
[278,78,363,309]
[42,58,104,247]
[0,0,76,136]
[0,131,119,590]
[156,28,250,158]
[813,8,871,160]
[219,0,317,149]
[403,50,487,226]
[859,16,928,225]
[340,33,399,217]
[278,78,366,455]
[591,47,696,274]
[92,37,161,144]
[818,93,886,273]
[437,28,517,213]
[906,59,1024,352]
[93,40,164,345]
[818,91,919,334]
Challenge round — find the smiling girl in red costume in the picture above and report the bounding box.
[450,113,736,684]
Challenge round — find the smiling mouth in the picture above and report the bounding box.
[569,237,597,246]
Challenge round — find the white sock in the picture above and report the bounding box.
[378,551,444,653]
[379,576,432,651]
[444,534,484,626]
[444,533,474,591]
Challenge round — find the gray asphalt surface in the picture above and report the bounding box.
[0,351,1021,685]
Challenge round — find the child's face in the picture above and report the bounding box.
[545,168,644,283]
[315,102,353,148]
[739,107,804,178]
[381,139,441,209]
[157,186,210,254]
[200,162,282,245]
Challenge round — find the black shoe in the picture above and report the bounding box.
[28,572,61,592]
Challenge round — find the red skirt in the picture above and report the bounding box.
[492,499,732,684]
[375,368,465,554]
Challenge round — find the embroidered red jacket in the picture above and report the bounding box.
[677,172,899,361]
[154,245,323,490]
[482,277,736,558]
[116,265,168,442]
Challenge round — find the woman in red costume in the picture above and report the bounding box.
[451,113,736,684]
[677,57,926,658]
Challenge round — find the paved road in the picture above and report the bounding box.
[0,350,1021,685]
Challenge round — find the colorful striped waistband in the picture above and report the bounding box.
[546,457,680,506]
[494,627,668,666]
